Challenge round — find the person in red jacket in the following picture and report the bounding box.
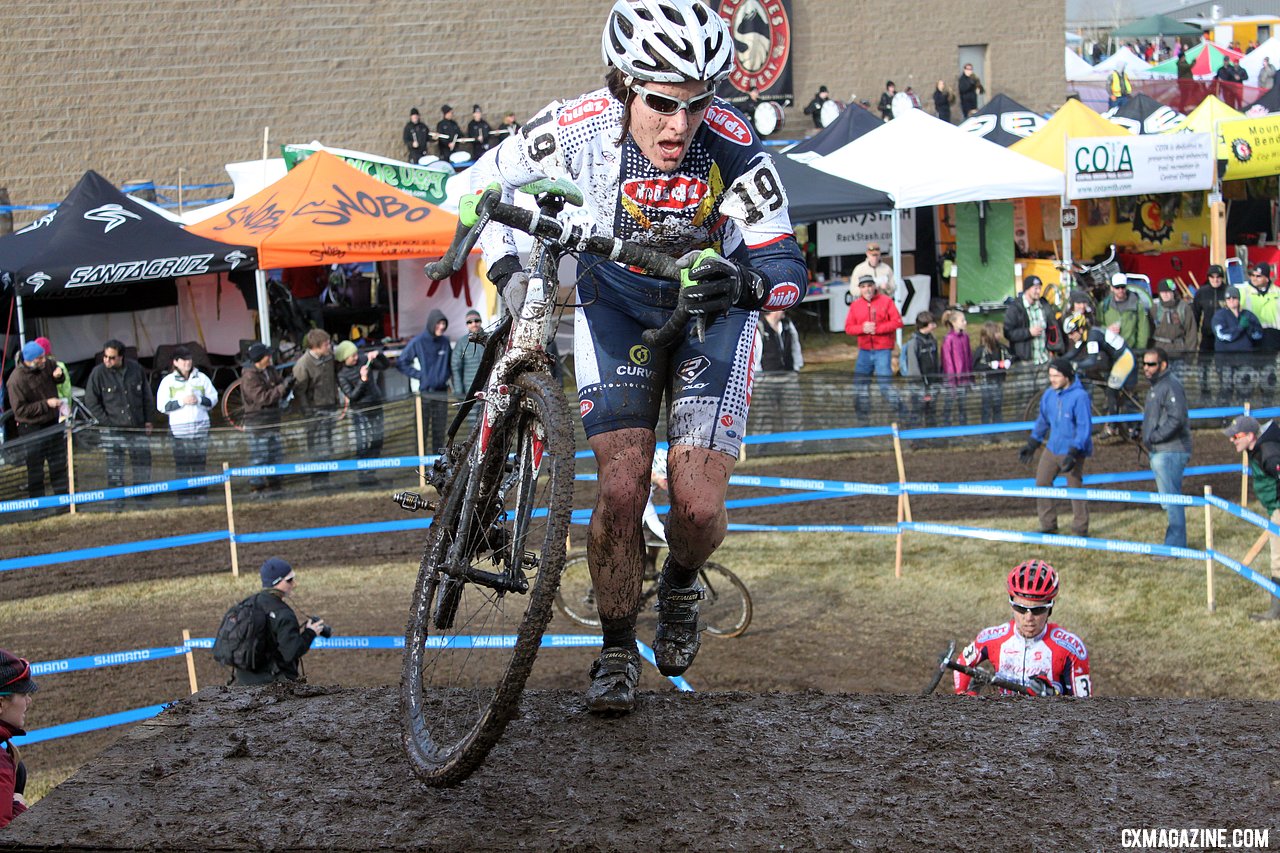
[844,274,904,424]
[0,650,38,829]
[954,560,1091,697]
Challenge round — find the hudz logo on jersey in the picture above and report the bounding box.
[622,176,709,211]
[559,97,610,127]
[701,105,752,146]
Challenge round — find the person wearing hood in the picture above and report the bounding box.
[1019,358,1093,537]
[291,329,339,491]
[451,310,486,427]
[0,650,37,829]
[156,346,218,503]
[241,342,291,496]
[397,309,452,453]
[4,342,68,504]
[336,340,388,487]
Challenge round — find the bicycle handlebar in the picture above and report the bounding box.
[426,190,696,348]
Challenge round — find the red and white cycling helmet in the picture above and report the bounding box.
[601,0,734,85]
[1007,559,1059,602]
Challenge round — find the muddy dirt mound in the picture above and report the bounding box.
[3,685,1276,852]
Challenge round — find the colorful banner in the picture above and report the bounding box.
[281,143,449,205]
[1079,192,1211,258]
[1067,133,1214,199]
[1219,115,1280,181]
[714,0,794,104]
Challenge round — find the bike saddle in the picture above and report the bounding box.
[519,178,584,208]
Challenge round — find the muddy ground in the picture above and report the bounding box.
[3,686,1278,851]
[0,430,1273,850]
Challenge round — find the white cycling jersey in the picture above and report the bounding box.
[955,620,1092,697]
[470,87,803,311]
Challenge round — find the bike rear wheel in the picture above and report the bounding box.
[554,552,600,629]
[698,562,752,638]
[400,371,575,786]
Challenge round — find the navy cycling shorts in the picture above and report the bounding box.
[572,257,755,457]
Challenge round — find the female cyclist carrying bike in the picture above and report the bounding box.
[469,0,806,714]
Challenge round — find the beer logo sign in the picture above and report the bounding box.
[718,0,791,94]
[1135,195,1174,244]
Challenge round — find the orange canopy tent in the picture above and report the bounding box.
[188,150,463,343]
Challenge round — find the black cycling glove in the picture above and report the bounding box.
[487,255,524,293]
[1058,447,1084,474]
[677,251,768,316]
[1018,438,1039,464]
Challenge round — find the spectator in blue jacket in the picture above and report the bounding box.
[1018,357,1093,536]
[1212,286,1263,406]
[396,310,452,453]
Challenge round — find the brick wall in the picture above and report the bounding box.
[0,1,1064,223]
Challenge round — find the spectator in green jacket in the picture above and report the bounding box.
[1225,415,1280,621]
[1241,262,1280,351]
[1099,273,1151,352]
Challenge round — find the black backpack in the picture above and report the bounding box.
[212,594,269,670]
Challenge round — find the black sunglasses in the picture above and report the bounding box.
[630,83,715,116]
[1009,599,1053,615]
[1142,360,1160,367]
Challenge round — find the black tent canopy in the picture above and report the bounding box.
[957,93,1046,147]
[784,101,884,161]
[0,171,256,323]
[1103,93,1186,134]
[773,155,891,222]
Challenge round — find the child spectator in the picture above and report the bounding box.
[940,309,972,425]
[900,311,939,427]
[972,322,1013,424]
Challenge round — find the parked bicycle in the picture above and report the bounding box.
[555,543,752,639]
[1049,243,1119,308]
[393,179,691,787]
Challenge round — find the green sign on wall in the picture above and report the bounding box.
[281,144,450,205]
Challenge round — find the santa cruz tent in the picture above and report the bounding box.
[958,93,1047,147]
[784,102,884,162]
[187,151,464,343]
[1103,92,1186,134]
[0,170,257,357]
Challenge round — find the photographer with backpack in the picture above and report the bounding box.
[214,558,327,685]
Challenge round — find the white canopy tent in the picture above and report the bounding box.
[1093,46,1156,79]
[1241,36,1280,87]
[806,109,1066,318]
[1066,46,1104,81]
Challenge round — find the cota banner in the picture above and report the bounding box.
[1066,133,1214,199]
[715,0,793,103]
[281,143,449,205]
[1219,115,1280,181]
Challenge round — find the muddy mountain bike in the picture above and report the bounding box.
[922,640,1054,697]
[397,179,689,787]
[555,541,752,639]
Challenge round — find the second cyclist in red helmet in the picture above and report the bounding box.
[954,560,1092,697]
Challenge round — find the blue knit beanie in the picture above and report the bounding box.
[260,557,293,588]
[22,341,44,362]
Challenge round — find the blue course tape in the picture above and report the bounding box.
[30,645,190,677]
[236,517,430,544]
[0,473,228,514]
[905,480,1202,507]
[227,456,436,478]
[0,530,228,573]
[1203,493,1280,537]
[12,704,170,746]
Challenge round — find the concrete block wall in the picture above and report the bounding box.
[0,1,1064,224]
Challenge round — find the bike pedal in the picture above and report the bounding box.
[392,491,436,512]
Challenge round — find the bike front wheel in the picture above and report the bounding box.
[698,562,752,638]
[554,551,600,629]
[400,371,575,787]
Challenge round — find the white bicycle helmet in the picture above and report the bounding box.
[601,0,733,84]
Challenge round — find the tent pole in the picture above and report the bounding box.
[14,290,27,348]
[1060,131,1073,291]
[891,208,903,347]
[255,269,271,346]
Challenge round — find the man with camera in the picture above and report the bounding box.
[231,558,328,686]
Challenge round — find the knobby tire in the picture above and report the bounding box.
[400,371,575,787]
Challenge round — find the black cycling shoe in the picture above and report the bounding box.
[584,647,641,714]
[653,575,705,677]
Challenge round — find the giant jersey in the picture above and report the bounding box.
[954,620,1091,697]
